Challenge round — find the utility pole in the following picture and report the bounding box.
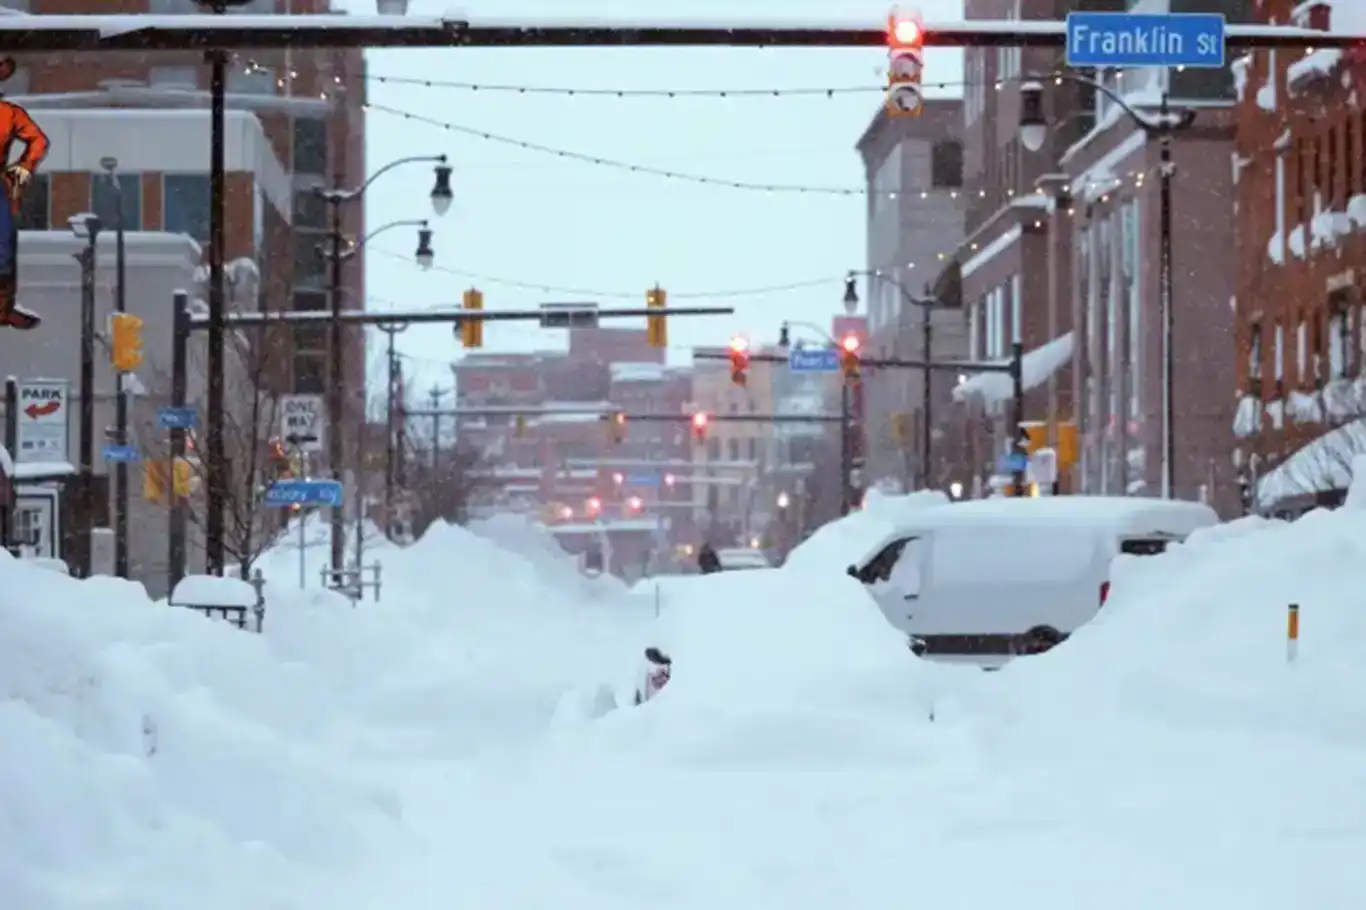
[921,313,932,490]
[428,385,446,471]
[377,321,408,534]
[840,382,854,516]
[101,156,130,578]
[325,170,347,581]
[76,217,99,578]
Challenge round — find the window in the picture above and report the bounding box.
[1326,126,1338,207]
[295,325,327,353]
[930,140,963,188]
[163,173,210,242]
[727,439,739,461]
[968,300,981,360]
[294,354,326,394]
[15,173,49,230]
[1296,317,1307,380]
[228,65,276,96]
[1249,322,1262,379]
[746,438,757,461]
[91,173,143,231]
[1273,322,1284,386]
[293,188,329,230]
[1010,273,1022,344]
[293,290,326,312]
[291,117,328,176]
[706,438,719,461]
[293,233,326,289]
[1328,308,1347,379]
[149,65,197,89]
[1121,200,1141,419]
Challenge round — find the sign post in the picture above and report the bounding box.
[15,379,69,464]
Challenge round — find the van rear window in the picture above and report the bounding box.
[1120,537,1173,556]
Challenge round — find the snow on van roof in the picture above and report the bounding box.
[896,496,1220,535]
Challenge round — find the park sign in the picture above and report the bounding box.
[1065,12,1225,69]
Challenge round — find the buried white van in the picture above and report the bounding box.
[847,496,1220,666]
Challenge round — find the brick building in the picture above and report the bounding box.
[855,98,970,490]
[12,0,368,408]
[1231,0,1366,512]
[947,0,1244,510]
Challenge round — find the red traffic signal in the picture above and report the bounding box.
[729,334,750,387]
[691,411,709,440]
[888,9,923,47]
[626,495,644,512]
[840,334,862,382]
[586,496,602,515]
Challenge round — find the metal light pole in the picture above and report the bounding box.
[377,320,408,536]
[318,155,449,578]
[1018,77,1194,499]
[69,212,100,578]
[100,156,130,578]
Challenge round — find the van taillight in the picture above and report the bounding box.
[1100,581,1111,605]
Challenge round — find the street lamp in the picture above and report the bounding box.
[430,163,453,217]
[415,224,435,269]
[844,270,954,491]
[1018,76,1195,499]
[776,490,790,509]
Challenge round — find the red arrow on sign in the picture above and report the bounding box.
[24,401,60,419]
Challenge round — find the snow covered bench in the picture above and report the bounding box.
[169,572,266,632]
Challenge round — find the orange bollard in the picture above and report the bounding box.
[1287,603,1299,663]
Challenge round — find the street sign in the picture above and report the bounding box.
[263,478,344,508]
[787,346,840,373]
[998,451,1029,474]
[16,379,69,463]
[1065,12,1225,69]
[627,472,659,487]
[539,303,599,329]
[102,443,139,463]
[157,406,198,430]
[279,394,325,453]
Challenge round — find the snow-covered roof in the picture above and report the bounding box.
[952,332,1075,405]
[1257,418,1366,508]
[610,362,667,383]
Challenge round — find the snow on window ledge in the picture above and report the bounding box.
[1233,395,1263,438]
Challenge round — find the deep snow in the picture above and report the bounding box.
[5,495,1366,908]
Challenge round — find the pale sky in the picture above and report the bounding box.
[345,0,964,395]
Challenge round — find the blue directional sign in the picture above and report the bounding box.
[787,346,840,373]
[1065,12,1225,69]
[998,452,1029,474]
[103,443,140,463]
[263,479,344,508]
[157,406,198,430]
[627,473,660,487]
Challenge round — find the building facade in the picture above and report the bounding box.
[1232,0,1366,512]
[948,0,1244,510]
[856,99,969,490]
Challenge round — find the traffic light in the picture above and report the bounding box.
[143,456,193,502]
[691,411,709,442]
[626,495,643,513]
[171,457,192,497]
[729,334,750,387]
[460,287,484,348]
[110,312,144,371]
[646,285,667,348]
[840,333,861,383]
[609,410,627,444]
[886,8,925,118]
[585,496,602,517]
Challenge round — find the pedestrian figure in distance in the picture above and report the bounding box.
[697,542,721,575]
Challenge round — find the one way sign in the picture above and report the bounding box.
[279,394,326,453]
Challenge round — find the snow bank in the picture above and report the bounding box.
[0,553,402,910]
[466,512,628,599]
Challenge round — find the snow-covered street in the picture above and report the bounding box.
[4,504,1366,909]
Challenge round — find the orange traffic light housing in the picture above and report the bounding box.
[840,333,861,383]
[729,335,749,387]
[110,312,145,372]
[460,287,484,348]
[886,9,925,118]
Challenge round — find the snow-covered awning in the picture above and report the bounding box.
[1256,418,1366,508]
[952,332,1075,405]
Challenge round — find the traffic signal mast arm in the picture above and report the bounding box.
[0,17,1344,53]
[184,304,733,329]
[694,349,1017,374]
[398,404,843,422]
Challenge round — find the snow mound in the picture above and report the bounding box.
[0,552,402,910]
[466,512,628,598]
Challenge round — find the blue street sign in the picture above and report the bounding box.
[1065,12,1225,69]
[627,473,660,487]
[998,452,1029,474]
[103,443,139,463]
[157,406,198,430]
[263,479,345,508]
[787,346,840,373]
